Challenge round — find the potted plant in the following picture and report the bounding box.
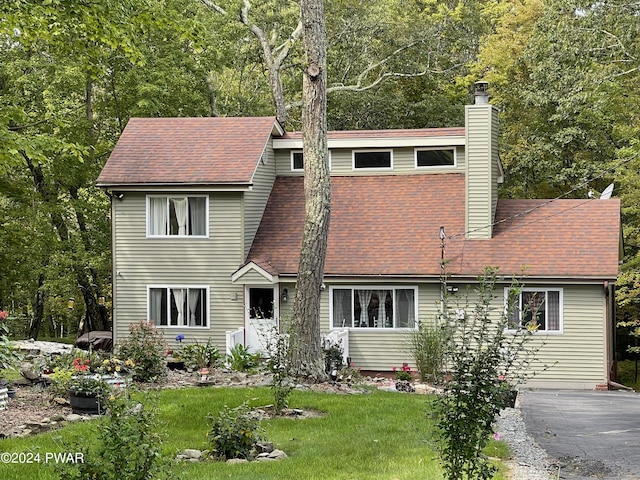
[5,380,16,399]
[68,374,111,415]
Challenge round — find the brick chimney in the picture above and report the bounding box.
[465,82,502,239]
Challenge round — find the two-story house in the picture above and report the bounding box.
[97,88,622,389]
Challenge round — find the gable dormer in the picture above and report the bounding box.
[465,82,503,239]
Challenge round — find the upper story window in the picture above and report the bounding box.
[353,150,392,170]
[291,151,304,171]
[147,195,208,237]
[291,150,332,172]
[415,148,456,168]
[330,286,417,329]
[505,288,563,333]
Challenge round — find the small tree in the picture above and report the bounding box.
[435,267,546,480]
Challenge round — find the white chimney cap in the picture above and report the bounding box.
[473,81,490,104]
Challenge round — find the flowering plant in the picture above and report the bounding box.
[393,363,413,382]
[99,357,135,375]
[68,373,110,397]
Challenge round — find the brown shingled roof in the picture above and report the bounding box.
[97,117,281,186]
[248,175,621,279]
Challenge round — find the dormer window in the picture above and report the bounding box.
[415,148,456,168]
[291,151,304,171]
[291,150,331,171]
[353,150,392,170]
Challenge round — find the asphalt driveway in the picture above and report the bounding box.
[519,389,640,479]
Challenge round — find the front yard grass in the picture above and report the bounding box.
[0,387,511,479]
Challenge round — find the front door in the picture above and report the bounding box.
[246,287,277,355]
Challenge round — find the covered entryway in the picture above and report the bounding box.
[245,286,278,355]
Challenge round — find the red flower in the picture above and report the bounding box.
[72,358,90,372]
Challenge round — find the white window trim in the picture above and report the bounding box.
[504,287,564,334]
[146,194,209,238]
[329,285,419,330]
[352,149,393,171]
[291,150,332,172]
[414,147,457,169]
[147,285,210,329]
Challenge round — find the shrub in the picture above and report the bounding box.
[338,363,362,384]
[0,310,21,371]
[225,344,260,372]
[207,402,264,460]
[58,392,173,480]
[175,338,221,371]
[434,268,544,480]
[408,321,449,383]
[117,321,167,382]
[322,339,344,374]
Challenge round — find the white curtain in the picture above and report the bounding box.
[189,289,200,326]
[396,289,415,328]
[377,290,387,328]
[547,291,560,330]
[357,290,373,327]
[189,197,206,236]
[172,288,185,326]
[171,198,188,235]
[149,289,163,325]
[150,197,167,235]
[333,290,351,328]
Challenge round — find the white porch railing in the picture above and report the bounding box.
[225,327,245,356]
[323,328,350,366]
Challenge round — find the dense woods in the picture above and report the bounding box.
[0,0,638,351]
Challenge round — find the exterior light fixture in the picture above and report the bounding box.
[281,288,288,302]
[67,298,75,310]
[98,296,106,307]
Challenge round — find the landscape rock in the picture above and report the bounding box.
[268,449,287,459]
[256,441,274,453]
[64,413,83,422]
[183,449,202,460]
[226,458,249,464]
[20,363,40,381]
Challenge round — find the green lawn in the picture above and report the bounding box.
[0,387,511,479]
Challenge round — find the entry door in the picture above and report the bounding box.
[246,287,277,355]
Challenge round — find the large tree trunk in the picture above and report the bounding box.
[289,0,330,381]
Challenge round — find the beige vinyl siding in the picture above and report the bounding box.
[524,284,607,388]
[317,281,607,387]
[112,192,245,350]
[320,283,438,370]
[244,141,277,257]
[490,110,500,221]
[274,147,464,176]
[465,104,498,239]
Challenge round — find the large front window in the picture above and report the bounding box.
[147,195,207,237]
[331,287,417,329]
[506,288,562,333]
[149,286,208,327]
